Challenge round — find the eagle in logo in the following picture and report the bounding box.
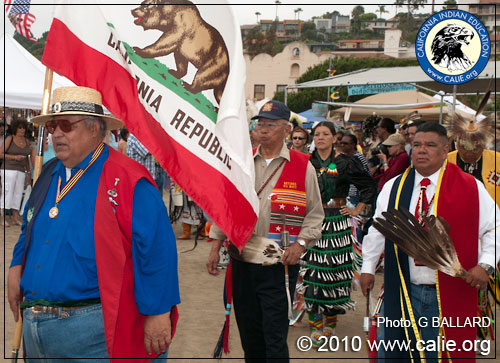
[431,24,474,72]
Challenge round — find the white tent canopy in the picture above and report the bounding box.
[327,90,478,122]
[1,33,75,109]
[287,62,498,95]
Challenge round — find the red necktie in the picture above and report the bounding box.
[414,178,431,266]
[415,178,431,224]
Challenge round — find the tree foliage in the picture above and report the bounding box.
[395,0,428,15]
[273,56,419,113]
[300,22,323,42]
[14,31,48,61]
[397,12,418,41]
[245,23,283,58]
[461,94,498,114]
[359,13,377,21]
[442,0,457,10]
[351,5,365,19]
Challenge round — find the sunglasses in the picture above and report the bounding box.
[292,136,305,140]
[45,118,86,134]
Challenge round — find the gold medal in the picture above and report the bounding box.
[49,206,59,219]
[49,143,105,221]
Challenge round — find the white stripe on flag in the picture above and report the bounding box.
[43,1,259,248]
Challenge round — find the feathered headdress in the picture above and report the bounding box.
[399,111,421,127]
[444,81,497,151]
[362,113,382,140]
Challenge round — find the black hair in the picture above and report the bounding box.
[343,133,357,145]
[379,117,396,134]
[120,127,130,141]
[407,120,425,129]
[312,121,336,137]
[415,122,448,143]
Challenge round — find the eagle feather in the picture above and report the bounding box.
[372,208,468,279]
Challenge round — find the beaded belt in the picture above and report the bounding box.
[30,304,93,315]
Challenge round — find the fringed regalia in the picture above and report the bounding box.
[299,150,376,316]
[301,208,355,315]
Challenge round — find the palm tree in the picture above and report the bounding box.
[294,8,303,39]
[351,5,365,19]
[295,7,303,21]
[394,2,401,16]
[255,11,261,23]
[275,0,281,20]
[377,5,388,19]
[351,5,364,35]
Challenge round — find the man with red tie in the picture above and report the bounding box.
[360,122,499,362]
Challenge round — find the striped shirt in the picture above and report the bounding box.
[126,134,157,179]
[348,152,370,201]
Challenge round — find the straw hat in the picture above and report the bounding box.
[32,86,123,130]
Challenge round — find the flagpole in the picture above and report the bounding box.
[33,68,53,183]
[11,68,54,361]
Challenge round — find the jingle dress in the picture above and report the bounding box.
[300,149,376,315]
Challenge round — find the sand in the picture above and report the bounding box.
[2,212,497,362]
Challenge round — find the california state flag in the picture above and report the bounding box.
[42,0,258,249]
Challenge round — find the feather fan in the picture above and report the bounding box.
[372,208,468,279]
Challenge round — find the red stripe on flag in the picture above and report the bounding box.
[10,12,36,41]
[4,0,12,14]
[42,18,256,249]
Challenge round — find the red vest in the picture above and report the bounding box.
[266,149,309,245]
[436,162,478,362]
[94,148,178,361]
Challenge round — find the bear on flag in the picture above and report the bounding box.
[42,0,258,250]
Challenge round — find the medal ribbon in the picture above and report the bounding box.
[55,142,105,205]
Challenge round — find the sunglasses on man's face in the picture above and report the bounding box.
[293,136,305,140]
[45,118,86,134]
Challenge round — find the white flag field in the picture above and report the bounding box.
[42,0,258,249]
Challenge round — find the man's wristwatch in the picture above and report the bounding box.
[296,239,307,248]
[478,263,494,275]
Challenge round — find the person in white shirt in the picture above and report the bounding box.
[360,122,499,362]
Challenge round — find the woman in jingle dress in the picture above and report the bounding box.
[299,121,376,344]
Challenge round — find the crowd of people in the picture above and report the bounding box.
[5,89,500,362]
[206,99,499,363]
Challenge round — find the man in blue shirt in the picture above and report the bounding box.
[7,86,180,361]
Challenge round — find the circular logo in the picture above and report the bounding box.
[415,10,490,85]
